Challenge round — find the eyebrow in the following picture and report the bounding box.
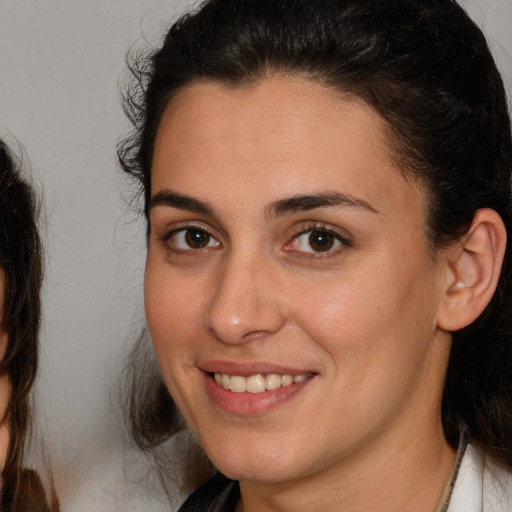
[148,189,378,217]
[267,192,378,217]
[149,190,215,215]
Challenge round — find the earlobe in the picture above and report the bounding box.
[438,208,507,332]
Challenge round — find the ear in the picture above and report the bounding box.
[438,208,507,332]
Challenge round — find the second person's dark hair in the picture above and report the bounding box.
[0,138,58,510]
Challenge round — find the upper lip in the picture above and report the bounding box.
[199,360,316,376]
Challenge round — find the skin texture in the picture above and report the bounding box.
[145,77,460,512]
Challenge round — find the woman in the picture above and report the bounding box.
[119,0,512,510]
[0,137,57,510]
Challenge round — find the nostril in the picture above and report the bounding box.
[241,329,274,341]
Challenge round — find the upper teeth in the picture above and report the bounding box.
[214,372,309,393]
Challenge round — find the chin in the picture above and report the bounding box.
[204,439,305,484]
[217,462,290,484]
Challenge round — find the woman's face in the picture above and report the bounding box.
[145,77,453,484]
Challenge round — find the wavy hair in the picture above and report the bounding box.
[0,138,58,510]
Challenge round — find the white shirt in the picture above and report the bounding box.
[448,444,512,512]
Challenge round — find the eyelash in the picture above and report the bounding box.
[158,222,351,258]
[158,224,220,255]
[286,223,351,258]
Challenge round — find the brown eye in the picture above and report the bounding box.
[185,229,211,248]
[308,230,335,252]
[290,228,345,254]
[171,228,220,250]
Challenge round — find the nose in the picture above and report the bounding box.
[207,253,286,344]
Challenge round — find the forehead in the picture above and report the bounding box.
[151,77,426,221]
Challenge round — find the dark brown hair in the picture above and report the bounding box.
[119,0,512,493]
[0,138,58,510]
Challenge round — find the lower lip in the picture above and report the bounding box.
[204,373,314,415]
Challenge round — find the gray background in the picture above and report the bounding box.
[0,0,511,509]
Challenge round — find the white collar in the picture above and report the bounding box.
[448,444,512,512]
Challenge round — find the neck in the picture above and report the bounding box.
[237,420,456,512]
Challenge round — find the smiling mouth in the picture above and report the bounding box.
[212,372,315,394]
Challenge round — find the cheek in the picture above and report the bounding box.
[289,263,393,336]
[290,255,440,369]
[144,262,210,368]
[289,264,443,440]
[144,265,209,423]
